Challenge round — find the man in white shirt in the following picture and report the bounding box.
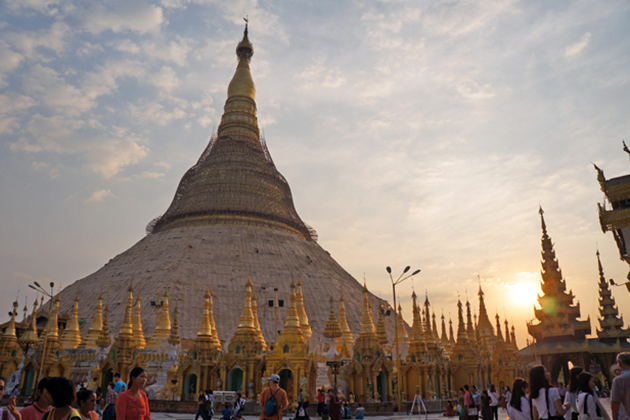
[612,353,630,420]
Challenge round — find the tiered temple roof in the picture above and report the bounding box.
[595,250,630,343]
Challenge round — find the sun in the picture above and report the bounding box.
[509,280,540,307]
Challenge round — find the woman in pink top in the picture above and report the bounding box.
[115,367,151,420]
[20,377,52,420]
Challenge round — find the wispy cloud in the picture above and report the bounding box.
[86,189,115,202]
[564,32,591,58]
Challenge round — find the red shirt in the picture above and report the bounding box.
[317,393,325,404]
[115,390,151,420]
[21,403,48,420]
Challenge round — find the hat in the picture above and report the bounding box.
[270,374,280,382]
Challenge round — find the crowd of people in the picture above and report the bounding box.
[2,352,629,420]
[443,352,630,420]
[0,368,151,420]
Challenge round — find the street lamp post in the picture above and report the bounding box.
[326,360,347,393]
[27,281,55,383]
[386,266,420,413]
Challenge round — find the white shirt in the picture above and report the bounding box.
[507,397,531,420]
[532,387,561,419]
[0,408,16,420]
[490,391,500,407]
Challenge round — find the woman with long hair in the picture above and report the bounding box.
[481,390,492,420]
[564,367,584,420]
[507,378,530,420]
[576,372,610,420]
[530,365,566,420]
[488,385,499,420]
[115,367,151,420]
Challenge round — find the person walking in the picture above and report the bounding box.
[609,363,627,420]
[530,365,566,420]
[480,391,492,420]
[327,389,341,420]
[233,393,245,420]
[20,377,51,420]
[612,353,630,420]
[102,383,117,420]
[488,385,499,420]
[576,372,610,420]
[114,373,127,394]
[116,367,151,420]
[316,390,326,418]
[41,377,81,420]
[259,374,288,420]
[77,389,99,420]
[196,391,209,420]
[564,367,584,420]
[506,379,530,420]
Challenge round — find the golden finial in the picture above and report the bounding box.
[397,304,408,346]
[132,294,146,349]
[168,306,181,346]
[251,292,267,351]
[61,295,82,349]
[82,292,103,349]
[376,306,388,345]
[96,305,110,348]
[359,285,376,337]
[409,290,424,344]
[236,277,255,329]
[47,296,60,339]
[295,278,312,340]
[147,289,171,349]
[208,290,222,350]
[337,294,354,356]
[19,299,39,350]
[2,300,18,340]
[119,282,134,337]
[323,296,342,339]
[197,289,213,338]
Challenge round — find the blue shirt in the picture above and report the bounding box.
[221,408,232,419]
[114,380,127,394]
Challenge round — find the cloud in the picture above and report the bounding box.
[86,189,115,202]
[142,39,191,66]
[0,41,24,88]
[128,101,187,125]
[457,80,495,99]
[5,21,70,59]
[139,171,165,179]
[83,1,164,34]
[295,57,347,90]
[564,32,591,58]
[83,135,149,178]
[150,66,181,92]
[3,0,60,14]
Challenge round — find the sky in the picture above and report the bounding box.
[1,0,630,348]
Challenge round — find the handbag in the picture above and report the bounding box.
[469,407,478,416]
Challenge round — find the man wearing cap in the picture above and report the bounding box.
[260,374,289,420]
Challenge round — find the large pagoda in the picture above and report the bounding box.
[51,26,392,346]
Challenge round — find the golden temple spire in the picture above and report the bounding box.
[504,318,510,345]
[424,294,435,345]
[132,294,146,349]
[296,278,312,340]
[359,283,377,337]
[4,300,18,339]
[226,23,255,101]
[208,290,222,350]
[147,289,171,349]
[456,299,469,343]
[61,295,82,349]
[197,290,213,338]
[47,296,60,339]
[511,325,518,350]
[337,294,354,354]
[495,313,504,341]
[275,280,306,355]
[82,292,103,349]
[283,280,302,331]
[323,295,342,339]
[168,306,181,346]
[432,310,440,344]
[251,292,267,351]
[440,313,450,351]
[449,316,455,346]
[119,282,134,338]
[477,282,494,341]
[237,277,255,329]
[96,305,111,348]
[18,299,39,349]
[465,299,475,343]
[409,291,424,344]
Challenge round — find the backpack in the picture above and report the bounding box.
[264,389,279,417]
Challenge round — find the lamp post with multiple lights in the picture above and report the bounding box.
[27,281,55,383]
[386,266,420,413]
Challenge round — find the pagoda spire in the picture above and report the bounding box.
[61,295,82,349]
[504,319,511,345]
[96,305,110,348]
[465,299,475,344]
[440,313,450,352]
[150,23,311,240]
[168,306,181,346]
[432,311,440,344]
[449,316,455,346]
[595,250,630,342]
[228,277,265,354]
[251,292,267,352]
[82,292,103,349]
[119,282,134,338]
[132,294,146,349]
[283,280,302,332]
[376,309,388,345]
[197,290,213,338]
[337,294,354,356]
[47,297,60,339]
[358,283,377,337]
[424,294,435,345]
[238,277,255,329]
[495,313,504,341]
[409,291,425,344]
[1,301,19,350]
[296,278,312,340]
[511,325,518,350]
[476,283,494,347]
[147,289,171,349]
[456,299,469,344]
[274,280,306,355]
[323,296,342,339]
[208,290,222,350]
[18,299,39,350]
[528,207,591,342]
